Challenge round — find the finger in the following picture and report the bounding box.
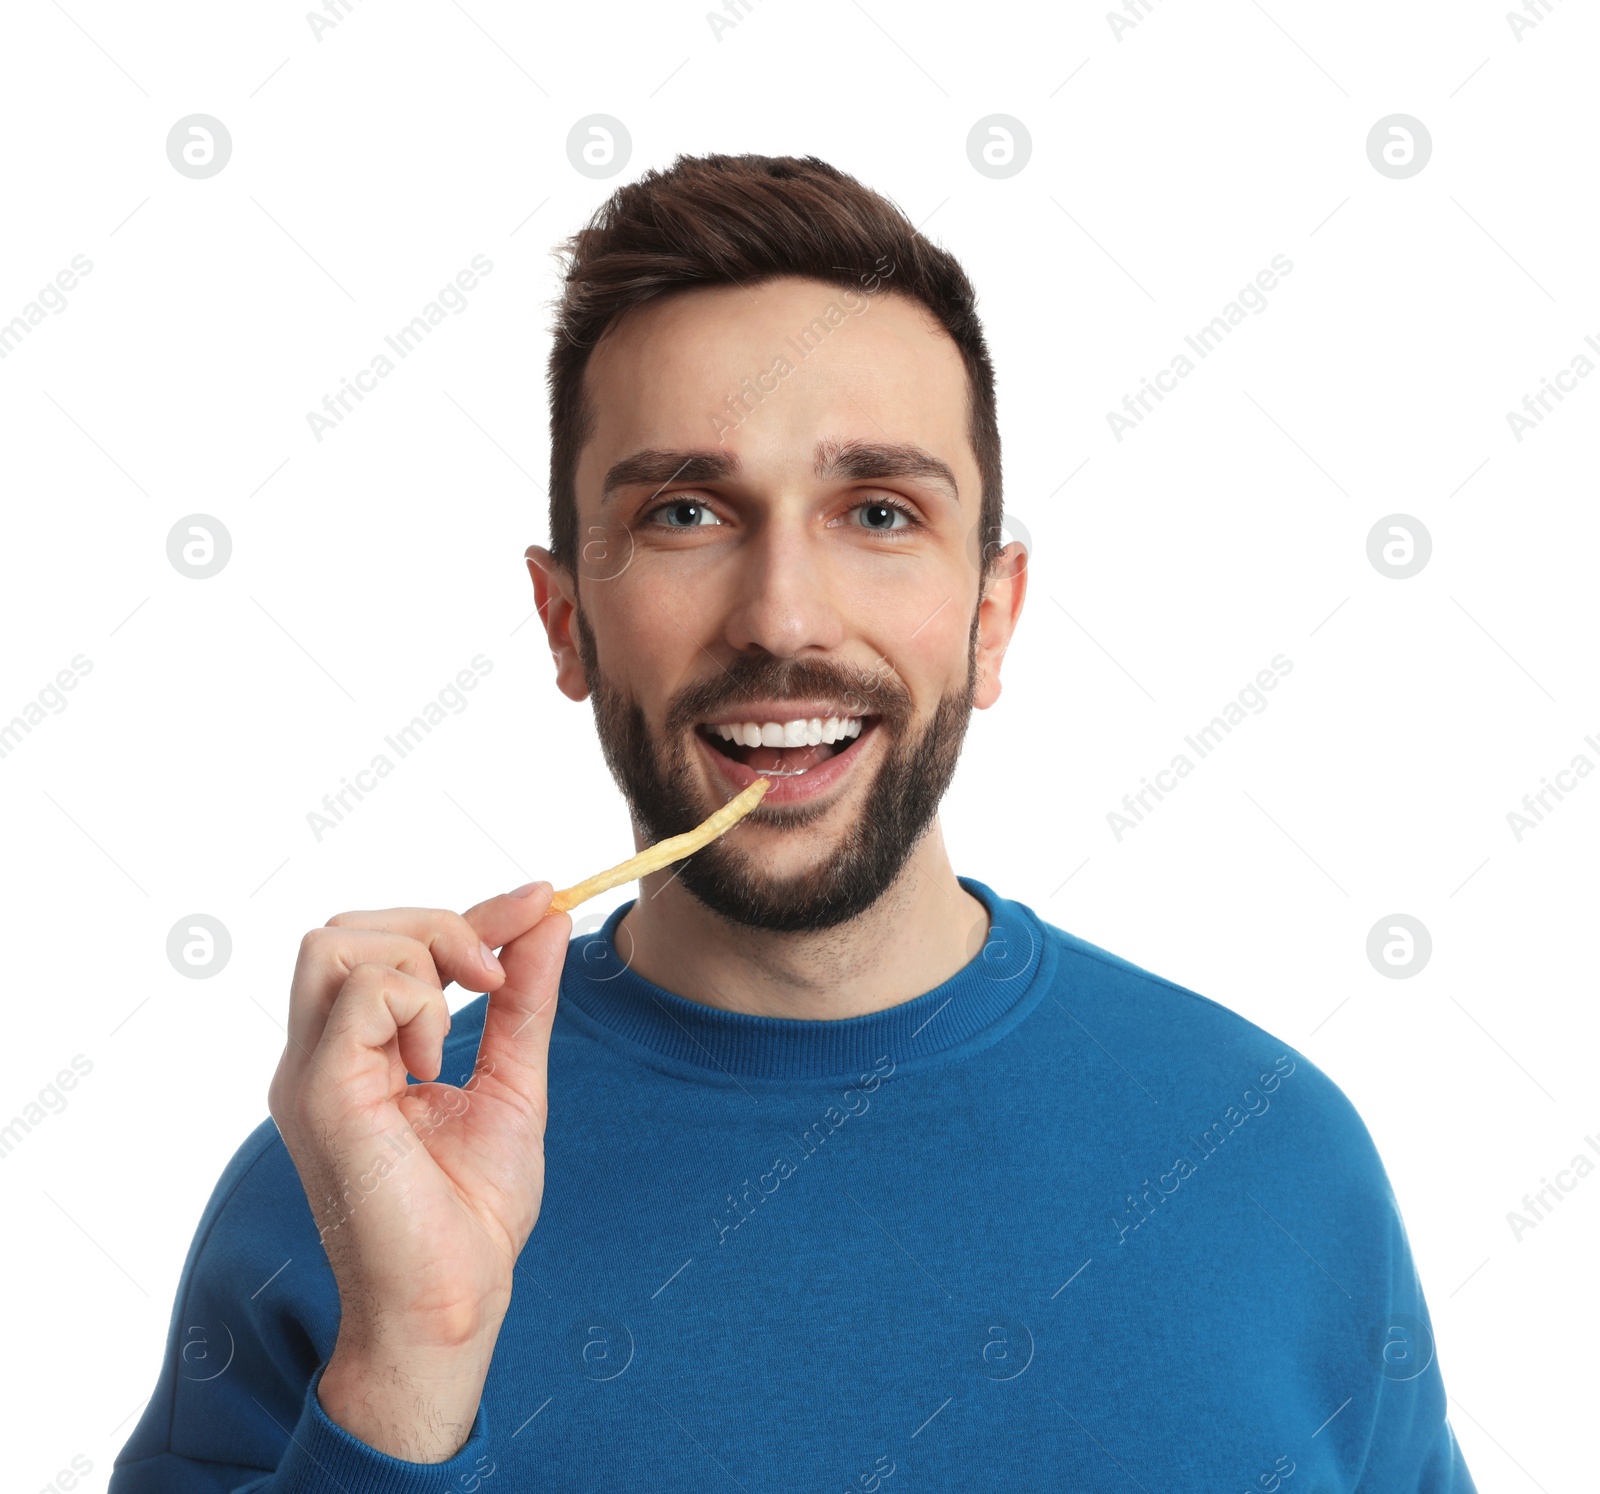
[321,905,508,992]
[286,928,445,1075]
[310,963,452,1106]
[459,882,559,957]
[473,906,572,1123]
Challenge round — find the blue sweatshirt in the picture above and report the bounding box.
[111,876,1476,1492]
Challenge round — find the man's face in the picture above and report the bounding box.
[531,274,1024,933]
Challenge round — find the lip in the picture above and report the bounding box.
[693,717,881,806]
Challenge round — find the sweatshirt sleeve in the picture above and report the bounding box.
[1349,1175,1478,1494]
[108,1118,494,1493]
[1304,1080,1477,1494]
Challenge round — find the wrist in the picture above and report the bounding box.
[317,1329,498,1463]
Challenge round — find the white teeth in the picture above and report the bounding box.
[707,715,865,747]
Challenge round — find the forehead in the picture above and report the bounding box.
[576,275,975,498]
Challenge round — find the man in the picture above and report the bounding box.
[113,153,1477,1489]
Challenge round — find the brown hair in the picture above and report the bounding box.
[544,152,1003,583]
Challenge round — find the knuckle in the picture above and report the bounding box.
[436,907,479,949]
[428,916,475,975]
[342,959,390,994]
[396,939,442,989]
[296,927,332,969]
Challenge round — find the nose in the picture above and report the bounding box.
[719,506,846,658]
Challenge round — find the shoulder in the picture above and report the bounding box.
[189,1114,315,1258]
[159,1116,340,1336]
[115,1117,338,1466]
[157,996,504,1310]
[1031,911,1389,1186]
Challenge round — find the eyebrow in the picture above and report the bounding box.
[599,439,961,509]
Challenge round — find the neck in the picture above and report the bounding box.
[614,819,990,1020]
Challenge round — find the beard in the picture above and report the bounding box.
[570,597,981,934]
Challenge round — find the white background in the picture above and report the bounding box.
[1,0,1594,1486]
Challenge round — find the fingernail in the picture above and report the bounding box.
[510,880,551,899]
[479,941,504,977]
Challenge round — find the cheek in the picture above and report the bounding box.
[860,608,974,721]
[888,588,977,673]
[591,582,696,690]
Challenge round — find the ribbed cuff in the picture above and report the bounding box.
[271,1364,492,1492]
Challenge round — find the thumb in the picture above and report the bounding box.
[477,908,572,1116]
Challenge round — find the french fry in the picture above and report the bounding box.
[547,776,771,914]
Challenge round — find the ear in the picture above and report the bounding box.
[525,545,590,704]
[973,540,1028,710]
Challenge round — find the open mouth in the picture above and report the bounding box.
[695,716,881,777]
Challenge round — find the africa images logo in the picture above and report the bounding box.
[1110,1055,1297,1244]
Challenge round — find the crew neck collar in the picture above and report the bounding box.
[557,876,1047,1083]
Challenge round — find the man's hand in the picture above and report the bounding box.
[266,881,572,1462]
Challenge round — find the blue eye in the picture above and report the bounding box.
[645,499,723,528]
[854,500,914,531]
